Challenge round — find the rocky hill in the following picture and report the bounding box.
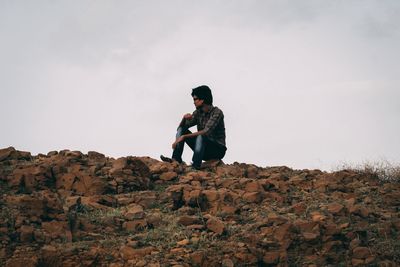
[0,147,399,266]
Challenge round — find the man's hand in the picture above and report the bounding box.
[172,136,185,149]
[183,113,193,120]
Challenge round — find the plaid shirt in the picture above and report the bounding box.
[180,106,226,148]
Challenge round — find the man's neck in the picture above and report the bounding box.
[201,104,212,113]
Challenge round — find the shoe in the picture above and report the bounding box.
[190,163,201,170]
[160,155,173,163]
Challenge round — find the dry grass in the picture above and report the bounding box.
[79,207,123,224]
[141,213,191,250]
[334,160,400,182]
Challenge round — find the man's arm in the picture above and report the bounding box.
[178,112,197,129]
[172,129,206,149]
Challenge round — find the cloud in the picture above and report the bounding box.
[1,1,399,170]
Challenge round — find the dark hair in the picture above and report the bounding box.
[191,85,213,105]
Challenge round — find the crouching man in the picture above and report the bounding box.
[161,85,227,169]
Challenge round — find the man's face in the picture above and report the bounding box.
[193,95,204,109]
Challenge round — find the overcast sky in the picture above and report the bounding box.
[1,1,399,170]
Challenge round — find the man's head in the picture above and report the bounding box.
[191,85,213,107]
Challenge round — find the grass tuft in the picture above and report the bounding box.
[334,160,400,182]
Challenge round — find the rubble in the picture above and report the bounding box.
[0,147,399,266]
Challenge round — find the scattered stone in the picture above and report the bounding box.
[0,147,398,266]
[206,217,225,234]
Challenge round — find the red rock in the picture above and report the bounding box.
[242,192,263,203]
[264,192,285,203]
[19,225,34,242]
[302,232,319,242]
[206,217,225,234]
[124,204,144,220]
[365,256,376,264]
[244,181,262,192]
[263,251,280,264]
[273,223,293,248]
[110,158,128,174]
[220,205,238,215]
[268,213,288,225]
[40,245,60,266]
[177,216,201,226]
[159,171,177,181]
[310,212,326,222]
[5,258,38,267]
[0,147,31,161]
[176,239,189,246]
[290,202,307,215]
[353,247,371,259]
[221,258,234,267]
[351,258,365,266]
[202,189,219,202]
[72,175,107,196]
[327,202,344,214]
[0,146,16,161]
[123,220,147,232]
[56,173,76,190]
[42,221,71,241]
[120,246,153,261]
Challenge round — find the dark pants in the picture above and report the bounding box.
[172,127,226,169]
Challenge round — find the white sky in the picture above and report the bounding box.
[1,0,399,170]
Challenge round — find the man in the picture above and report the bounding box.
[161,85,227,169]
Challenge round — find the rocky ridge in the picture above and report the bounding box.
[0,146,399,266]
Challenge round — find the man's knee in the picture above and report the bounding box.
[176,127,192,138]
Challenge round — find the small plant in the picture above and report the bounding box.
[335,160,400,182]
[0,205,16,229]
[141,213,191,249]
[100,236,124,248]
[79,207,123,224]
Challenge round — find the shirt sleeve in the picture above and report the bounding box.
[179,110,198,129]
[203,108,223,136]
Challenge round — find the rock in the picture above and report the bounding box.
[202,189,219,202]
[42,221,71,241]
[120,246,153,261]
[19,225,34,242]
[5,257,38,267]
[290,202,307,215]
[123,220,147,232]
[351,258,365,266]
[310,212,326,222]
[221,258,234,267]
[206,217,225,234]
[160,171,178,181]
[1,149,399,266]
[177,216,201,226]
[326,202,344,214]
[353,247,371,259]
[0,147,31,161]
[176,239,189,246]
[72,175,107,196]
[124,204,144,220]
[190,251,204,265]
[244,181,262,192]
[263,251,280,264]
[242,192,263,203]
[56,173,76,190]
[302,232,319,242]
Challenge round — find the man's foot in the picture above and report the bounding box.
[160,155,173,163]
[190,163,201,170]
[160,155,183,164]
